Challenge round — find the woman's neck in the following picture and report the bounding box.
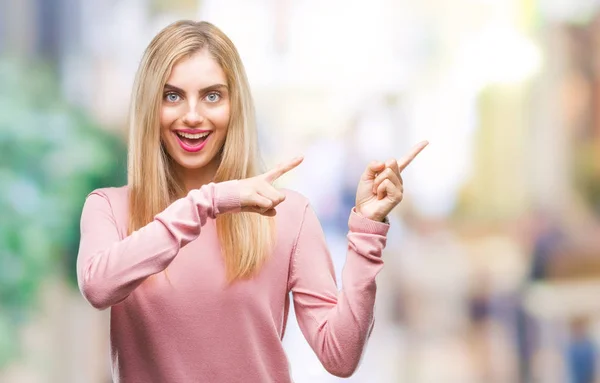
[175,159,220,193]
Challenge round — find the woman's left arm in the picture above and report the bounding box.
[289,203,388,378]
[289,141,428,377]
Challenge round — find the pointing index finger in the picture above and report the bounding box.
[263,156,304,183]
[398,140,429,172]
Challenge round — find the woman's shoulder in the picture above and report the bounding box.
[80,186,129,238]
[87,185,128,201]
[84,185,129,215]
[280,188,309,206]
[277,188,311,221]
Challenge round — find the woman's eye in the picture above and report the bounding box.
[165,93,181,103]
[205,92,221,103]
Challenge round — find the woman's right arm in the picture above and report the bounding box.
[78,155,304,310]
[76,181,240,310]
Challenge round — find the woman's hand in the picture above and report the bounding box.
[238,156,304,216]
[355,141,428,222]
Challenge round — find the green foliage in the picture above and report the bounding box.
[0,59,127,367]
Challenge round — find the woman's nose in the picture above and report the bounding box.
[182,107,204,126]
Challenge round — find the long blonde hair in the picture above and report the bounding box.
[128,20,274,282]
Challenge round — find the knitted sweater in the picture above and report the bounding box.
[76,181,389,382]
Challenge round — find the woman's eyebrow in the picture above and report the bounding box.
[164,83,228,93]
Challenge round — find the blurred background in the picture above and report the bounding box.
[3,0,600,382]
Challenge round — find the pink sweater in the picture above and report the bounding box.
[77,180,389,382]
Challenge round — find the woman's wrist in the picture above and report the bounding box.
[354,207,388,223]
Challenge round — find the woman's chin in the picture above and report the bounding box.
[175,159,208,171]
[171,152,217,171]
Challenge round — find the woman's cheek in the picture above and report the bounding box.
[213,104,230,128]
[160,106,178,128]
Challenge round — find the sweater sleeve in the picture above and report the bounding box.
[76,181,240,310]
[289,203,389,378]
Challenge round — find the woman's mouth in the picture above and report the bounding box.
[174,130,211,152]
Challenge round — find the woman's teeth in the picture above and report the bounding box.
[176,131,210,139]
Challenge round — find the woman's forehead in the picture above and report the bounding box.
[167,50,227,89]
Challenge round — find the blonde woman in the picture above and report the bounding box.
[77,20,427,382]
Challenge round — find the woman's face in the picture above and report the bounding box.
[160,49,230,174]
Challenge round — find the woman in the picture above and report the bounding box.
[77,20,427,382]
